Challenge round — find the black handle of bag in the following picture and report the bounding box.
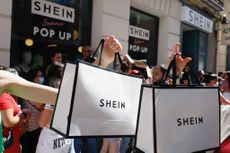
[113,52,128,72]
[91,39,127,71]
[126,146,145,153]
[91,39,105,66]
[112,53,117,70]
[163,54,177,86]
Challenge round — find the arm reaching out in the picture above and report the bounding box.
[0,70,58,104]
[168,43,192,75]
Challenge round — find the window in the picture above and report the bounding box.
[128,8,159,66]
[11,0,92,68]
[198,32,208,71]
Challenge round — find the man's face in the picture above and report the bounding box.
[52,53,62,63]
[152,67,164,84]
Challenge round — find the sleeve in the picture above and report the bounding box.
[0,93,14,110]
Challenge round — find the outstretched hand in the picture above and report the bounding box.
[104,35,123,53]
[95,35,123,67]
[168,43,192,75]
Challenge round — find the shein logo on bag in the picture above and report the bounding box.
[99,99,126,109]
[177,116,204,126]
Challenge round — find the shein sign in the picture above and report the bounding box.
[181,6,213,33]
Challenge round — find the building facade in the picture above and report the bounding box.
[0,0,229,74]
[92,0,181,67]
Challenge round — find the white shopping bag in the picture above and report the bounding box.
[135,85,220,153]
[50,61,143,137]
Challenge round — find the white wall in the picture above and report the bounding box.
[91,0,181,65]
[216,0,230,72]
[216,22,227,72]
[0,0,12,67]
[91,0,130,54]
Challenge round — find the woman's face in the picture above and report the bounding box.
[33,71,44,84]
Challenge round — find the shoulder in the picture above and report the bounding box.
[0,93,16,110]
[0,93,14,102]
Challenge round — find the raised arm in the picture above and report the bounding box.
[168,43,192,75]
[0,70,58,104]
[93,35,123,67]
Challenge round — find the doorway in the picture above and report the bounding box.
[181,24,208,74]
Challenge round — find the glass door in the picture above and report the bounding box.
[129,8,159,67]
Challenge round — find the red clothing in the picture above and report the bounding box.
[0,93,20,153]
[215,137,230,153]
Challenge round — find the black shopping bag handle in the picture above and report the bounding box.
[163,54,177,86]
[126,146,145,153]
[113,52,129,72]
[91,39,105,66]
[92,39,128,72]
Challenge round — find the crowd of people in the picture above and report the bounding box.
[0,35,229,153]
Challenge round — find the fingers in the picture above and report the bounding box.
[113,43,122,52]
[168,43,182,64]
[165,78,173,85]
[104,35,115,48]
[172,43,181,54]
[174,55,192,76]
[184,57,192,63]
[104,35,123,52]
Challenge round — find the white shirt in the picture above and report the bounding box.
[36,104,75,153]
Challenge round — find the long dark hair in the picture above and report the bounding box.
[27,67,42,82]
[44,64,63,88]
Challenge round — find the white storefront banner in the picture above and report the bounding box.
[181,6,213,33]
[129,25,150,41]
[221,24,230,45]
[136,85,220,153]
[31,0,75,23]
[50,61,143,137]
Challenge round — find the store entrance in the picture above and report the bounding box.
[10,0,92,72]
[181,24,208,74]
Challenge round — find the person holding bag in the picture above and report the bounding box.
[0,36,122,104]
[36,64,75,153]
[0,36,191,103]
[0,37,192,153]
